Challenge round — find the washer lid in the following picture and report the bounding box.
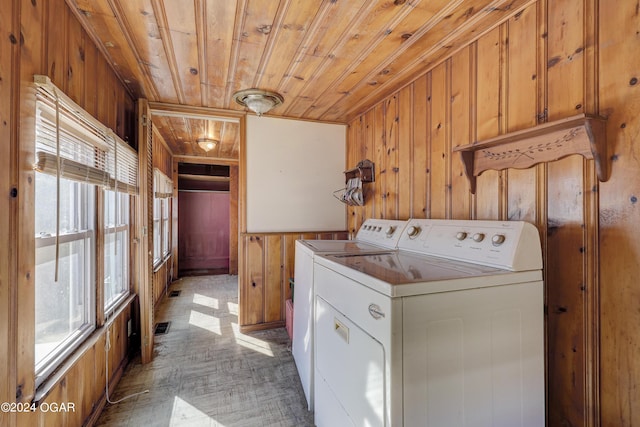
[299,240,389,253]
[316,251,542,297]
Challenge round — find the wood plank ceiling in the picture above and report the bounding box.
[67,0,531,160]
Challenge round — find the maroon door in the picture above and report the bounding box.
[178,191,230,272]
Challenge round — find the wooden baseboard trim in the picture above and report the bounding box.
[239,321,285,334]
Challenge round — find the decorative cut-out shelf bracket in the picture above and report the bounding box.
[453,114,608,194]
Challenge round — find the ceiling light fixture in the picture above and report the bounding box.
[232,88,284,116]
[197,137,218,152]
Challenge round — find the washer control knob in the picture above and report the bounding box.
[456,231,467,241]
[406,225,421,238]
[492,234,506,245]
[385,226,396,236]
[472,233,485,242]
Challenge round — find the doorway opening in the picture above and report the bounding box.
[178,163,231,276]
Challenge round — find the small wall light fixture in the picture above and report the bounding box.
[232,88,284,116]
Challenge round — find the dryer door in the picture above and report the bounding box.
[314,296,385,427]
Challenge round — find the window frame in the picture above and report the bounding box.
[103,190,131,314]
[34,176,97,387]
[153,168,172,269]
[32,75,139,389]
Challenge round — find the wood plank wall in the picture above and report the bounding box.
[239,231,348,332]
[346,1,640,425]
[0,0,136,425]
[152,127,173,177]
[152,127,173,305]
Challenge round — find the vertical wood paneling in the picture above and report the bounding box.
[546,0,589,425]
[361,110,375,226]
[153,263,170,304]
[412,75,429,219]
[598,0,640,425]
[243,235,265,326]
[172,159,179,276]
[152,128,173,176]
[67,11,85,105]
[65,353,85,426]
[474,28,502,220]
[239,230,349,331]
[430,62,448,219]
[264,235,282,323]
[506,7,539,223]
[346,120,359,234]
[80,345,95,419]
[0,0,17,422]
[384,95,399,219]
[38,377,65,426]
[229,165,239,275]
[83,38,98,117]
[137,99,154,364]
[17,0,46,405]
[47,0,68,90]
[398,85,413,220]
[450,47,471,219]
[283,235,297,301]
[373,104,385,219]
[94,334,107,410]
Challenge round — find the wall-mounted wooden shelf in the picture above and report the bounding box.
[453,114,608,194]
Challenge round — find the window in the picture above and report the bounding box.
[33,75,138,387]
[35,173,96,384]
[104,190,130,311]
[162,197,170,258]
[153,196,162,265]
[153,169,172,267]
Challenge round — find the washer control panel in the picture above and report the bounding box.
[355,219,409,248]
[398,219,542,271]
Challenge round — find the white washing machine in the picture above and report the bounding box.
[293,218,408,410]
[313,219,545,427]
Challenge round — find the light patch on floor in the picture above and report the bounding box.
[231,322,274,357]
[227,301,238,315]
[170,396,217,427]
[192,293,219,309]
[188,310,222,335]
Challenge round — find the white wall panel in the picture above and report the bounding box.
[246,115,346,232]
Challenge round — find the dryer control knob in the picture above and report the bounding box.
[456,232,467,241]
[406,225,421,238]
[385,226,396,236]
[492,234,506,245]
[472,233,485,242]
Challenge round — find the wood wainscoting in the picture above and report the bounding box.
[239,231,348,332]
[153,259,173,307]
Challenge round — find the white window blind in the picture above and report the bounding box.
[111,134,139,195]
[153,168,173,198]
[33,75,138,194]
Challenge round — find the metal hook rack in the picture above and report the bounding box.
[343,159,375,184]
